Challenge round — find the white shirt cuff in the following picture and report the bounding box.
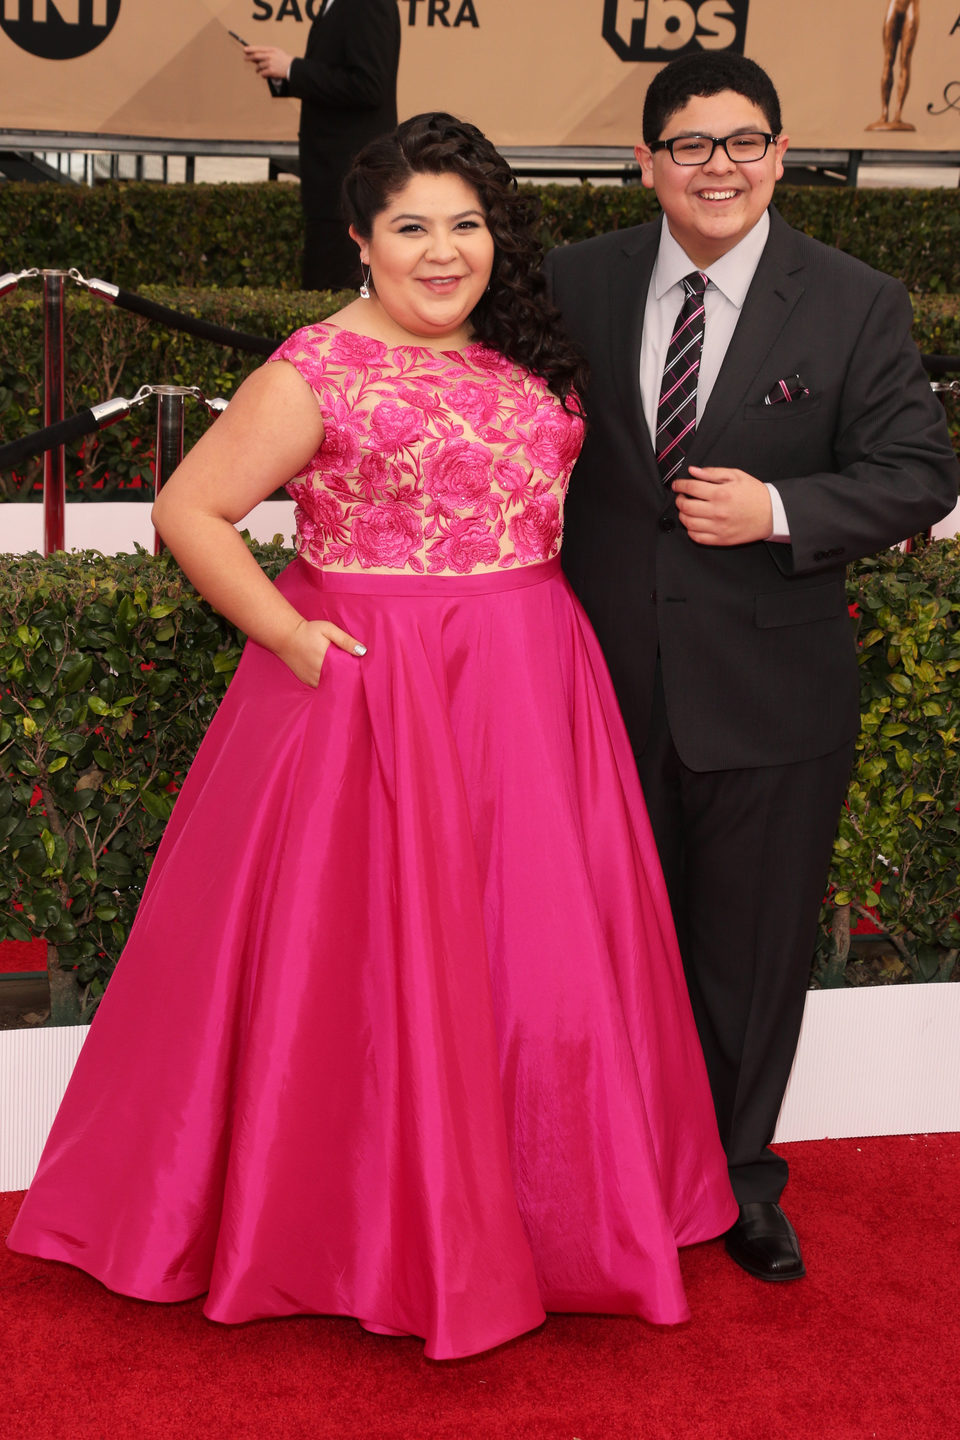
[765,483,791,542]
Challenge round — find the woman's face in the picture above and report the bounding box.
[350,171,495,345]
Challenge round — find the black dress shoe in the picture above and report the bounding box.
[724,1202,805,1281]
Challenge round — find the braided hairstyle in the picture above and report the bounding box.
[341,112,586,411]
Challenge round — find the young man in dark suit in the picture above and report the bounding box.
[246,0,400,290]
[545,52,958,1282]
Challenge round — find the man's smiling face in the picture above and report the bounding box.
[635,89,789,268]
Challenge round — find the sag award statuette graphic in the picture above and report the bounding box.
[866,0,919,131]
[0,0,122,62]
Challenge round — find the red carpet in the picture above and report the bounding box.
[0,940,46,975]
[3,1135,959,1439]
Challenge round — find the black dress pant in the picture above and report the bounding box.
[634,663,856,1203]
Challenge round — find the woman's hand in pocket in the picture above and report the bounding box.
[277,618,367,688]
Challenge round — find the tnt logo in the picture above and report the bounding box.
[0,0,121,60]
[602,0,748,62]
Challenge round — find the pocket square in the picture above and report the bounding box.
[764,374,811,406]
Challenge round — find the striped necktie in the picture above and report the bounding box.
[656,270,708,485]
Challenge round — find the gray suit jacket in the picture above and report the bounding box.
[545,208,959,771]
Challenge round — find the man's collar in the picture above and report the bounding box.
[653,210,771,307]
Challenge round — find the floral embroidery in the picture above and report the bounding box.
[520,409,584,480]
[493,459,529,494]
[270,323,584,577]
[427,517,502,574]
[508,492,562,563]
[368,399,426,452]
[445,379,502,430]
[423,439,495,514]
[328,330,387,366]
[351,502,424,571]
[317,397,364,477]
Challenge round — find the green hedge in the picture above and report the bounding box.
[1,541,958,1021]
[3,286,959,503]
[2,179,960,293]
[813,540,960,987]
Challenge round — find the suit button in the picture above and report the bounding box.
[650,589,657,603]
[659,516,676,533]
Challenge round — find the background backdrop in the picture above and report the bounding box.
[1,0,960,151]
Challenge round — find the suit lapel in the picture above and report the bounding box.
[607,225,659,479]
[688,209,805,463]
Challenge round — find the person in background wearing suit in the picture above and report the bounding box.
[545,51,958,1284]
[245,0,400,290]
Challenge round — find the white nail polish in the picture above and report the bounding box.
[354,644,367,656]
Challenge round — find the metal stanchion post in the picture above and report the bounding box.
[152,386,190,555]
[42,269,69,556]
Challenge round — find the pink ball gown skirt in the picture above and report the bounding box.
[8,556,737,1359]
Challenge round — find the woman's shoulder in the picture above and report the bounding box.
[270,321,339,365]
[274,321,399,366]
[268,323,398,399]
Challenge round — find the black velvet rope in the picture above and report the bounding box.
[921,354,960,379]
[0,409,100,472]
[113,289,280,355]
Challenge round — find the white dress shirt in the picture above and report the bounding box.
[640,211,790,541]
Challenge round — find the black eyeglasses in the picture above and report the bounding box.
[649,132,777,166]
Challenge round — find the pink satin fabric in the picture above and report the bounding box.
[9,558,736,1358]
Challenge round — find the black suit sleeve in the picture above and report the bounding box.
[773,277,958,576]
[287,0,399,110]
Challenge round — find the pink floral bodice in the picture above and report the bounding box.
[269,323,584,576]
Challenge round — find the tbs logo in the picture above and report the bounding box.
[602,0,748,62]
[0,1,122,60]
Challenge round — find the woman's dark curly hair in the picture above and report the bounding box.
[341,112,586,410]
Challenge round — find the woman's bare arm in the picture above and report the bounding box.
[152,360,365,685]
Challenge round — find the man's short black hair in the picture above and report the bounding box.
[642,52,782,143]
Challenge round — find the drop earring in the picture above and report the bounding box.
[359,263,371,300]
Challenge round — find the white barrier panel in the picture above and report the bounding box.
[932,497,960,540]
[0,1024,89,1193]
[773,985,960,1143]
[1,500,297,555]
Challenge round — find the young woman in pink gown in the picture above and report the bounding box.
[8,114,737,1359]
